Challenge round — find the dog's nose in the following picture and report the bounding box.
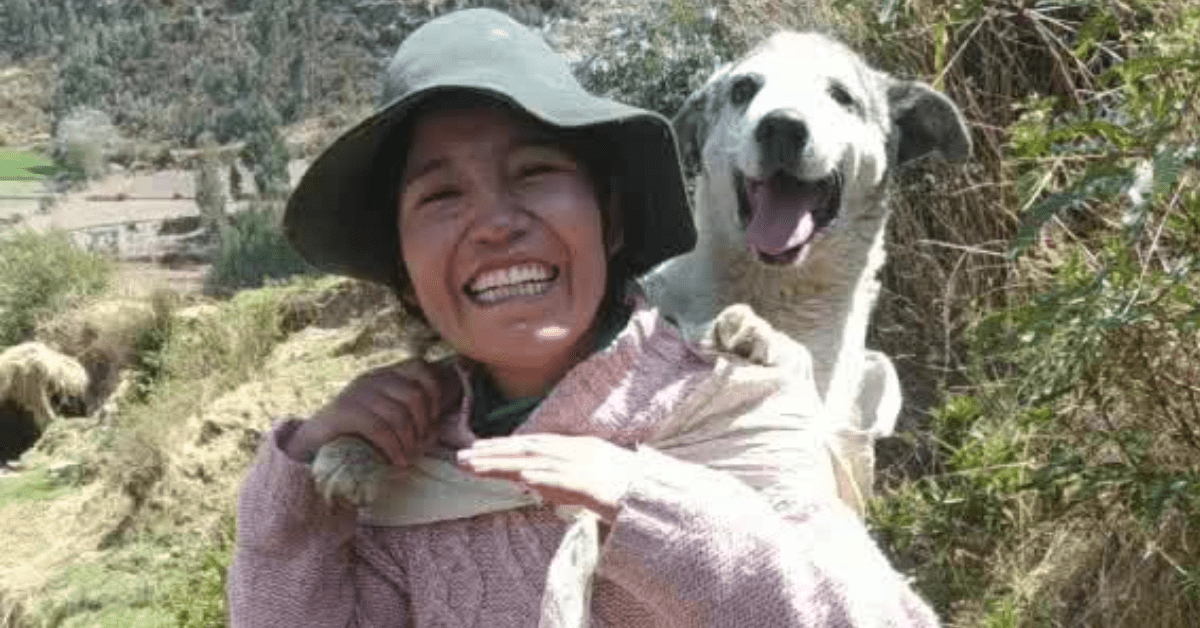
[755,111,809,173]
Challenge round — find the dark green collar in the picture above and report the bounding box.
[468,301,633,438]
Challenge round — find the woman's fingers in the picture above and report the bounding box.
[379,366,436,427]
[457,436,604,485]
[456,434,636,524]
[349,397,410,467]
[371,378,431,444]
[461,434,575,459]
[359,361,458,455]
[300,358,463,469]
[458,452,559,475]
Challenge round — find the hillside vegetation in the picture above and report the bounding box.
[0,0,1197,626]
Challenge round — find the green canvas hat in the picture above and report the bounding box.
[283,8,696,293]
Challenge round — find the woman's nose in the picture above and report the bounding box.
[469,187,529,246]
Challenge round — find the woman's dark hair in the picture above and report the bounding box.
[374,90,631,325]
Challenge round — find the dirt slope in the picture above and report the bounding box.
[0,282,417,626]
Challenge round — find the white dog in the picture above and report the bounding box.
[642,32,971,510]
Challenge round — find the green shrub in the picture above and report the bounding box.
[164,514,235,628]
[870,395,1047,611]
[163,289,287,383]
[869,3,1200,625]
[0,229,112,346]
[204,202,317,295]
[127,292,177,404]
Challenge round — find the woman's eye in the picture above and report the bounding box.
[517,161,570,180]
[419,187,460,205]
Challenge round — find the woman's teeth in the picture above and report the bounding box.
[473,280,552,303]
[467,263,557,303]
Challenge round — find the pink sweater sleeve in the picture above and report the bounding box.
[227,420,413,628]
[599,446,940,628]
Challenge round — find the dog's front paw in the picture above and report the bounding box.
[703,304,816,386]
[705,304,789,365]
[311,436,391,507]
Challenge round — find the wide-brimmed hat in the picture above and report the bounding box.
[283,8,695,293]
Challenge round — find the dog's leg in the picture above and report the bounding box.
[641,251,720,341]
[858,350,901,438]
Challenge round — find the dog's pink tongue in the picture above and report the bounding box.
[745,176,817,255]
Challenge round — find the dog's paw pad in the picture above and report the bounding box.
[311,436,390,508]
[707,304,778,365]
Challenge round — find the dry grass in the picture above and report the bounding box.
[36,297,164,414]
[0,275,413,626]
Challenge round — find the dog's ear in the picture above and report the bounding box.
[673,64,732,178]
[672,88,710,178]
[887,80,972,166]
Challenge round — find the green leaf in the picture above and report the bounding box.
[1152,144,1188,196]
[1106,54,1198,85]
[1074,11,1119,59]
[1045,119,1138,151]
[1009,190,1084,258]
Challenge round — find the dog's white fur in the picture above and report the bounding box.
[0,341,89,433]
[642,32,971,508]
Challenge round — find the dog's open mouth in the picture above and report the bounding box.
[736,170,842,265]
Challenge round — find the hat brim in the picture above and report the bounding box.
[284,77,695,291]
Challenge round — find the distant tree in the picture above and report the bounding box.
[54,107,121,183]
[1,0,37,59]
[52,30,114,124]
[194,132,228,234]
[239,99,290,198]
[248,0,312,123]
[249,0,287,59]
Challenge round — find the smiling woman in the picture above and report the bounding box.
[396,101,614,400]
[228,8,942,628]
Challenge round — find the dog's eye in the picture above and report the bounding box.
[729,76,761,106]
[828,83,857,109]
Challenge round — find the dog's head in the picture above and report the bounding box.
[674,32,972,266]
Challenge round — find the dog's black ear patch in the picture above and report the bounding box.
[888,81,972,166]
[674,63,733,179]
[672,88,710,178]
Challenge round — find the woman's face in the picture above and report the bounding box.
[397,104,613,396]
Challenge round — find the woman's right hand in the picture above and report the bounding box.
[284,358,463,467]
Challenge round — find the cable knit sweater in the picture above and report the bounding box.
[228,306,940,627]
